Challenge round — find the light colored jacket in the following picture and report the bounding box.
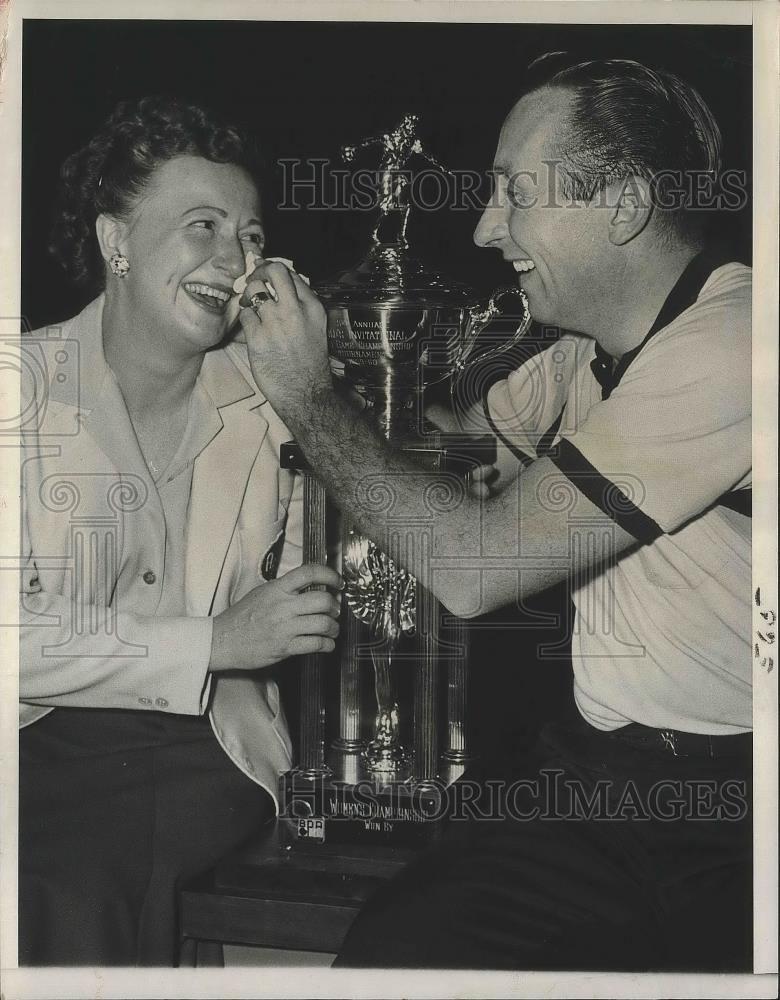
[20,296,299,804]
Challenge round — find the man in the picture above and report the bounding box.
[240,55,752,970]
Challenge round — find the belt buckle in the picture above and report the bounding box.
[658,730,687,757]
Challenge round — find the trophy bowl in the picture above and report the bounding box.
[316,244,529,440]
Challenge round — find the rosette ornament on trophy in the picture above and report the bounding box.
[279,115,531,846]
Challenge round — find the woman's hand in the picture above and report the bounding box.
[209,564,342,673]
[467,462,500,499]
[239,260,332,421]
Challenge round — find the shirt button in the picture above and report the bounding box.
[138,697,152,706]
[155,697,169,708]
[142,570,156,585]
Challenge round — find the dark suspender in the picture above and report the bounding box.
[580,249,750,519]
[590,248,735,401]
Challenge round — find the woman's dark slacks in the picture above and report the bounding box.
[19,707,272,966]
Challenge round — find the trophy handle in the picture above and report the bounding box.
[454,285,531,376]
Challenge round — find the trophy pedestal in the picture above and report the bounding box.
[279,435,493,848]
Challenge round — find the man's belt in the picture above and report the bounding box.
[607,723,753,759]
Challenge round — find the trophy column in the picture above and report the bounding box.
[412,532,439,783]
[280,443,330,778]
[442,617,475,767]
[332,521,363,754]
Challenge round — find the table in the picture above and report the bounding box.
[178,821,419,966]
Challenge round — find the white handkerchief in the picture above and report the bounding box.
[226,253,311,336]
[232,250,265,295]
[232,254,310,295]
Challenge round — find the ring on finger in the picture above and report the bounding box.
[262,279,280,303]
[249,280,279,312]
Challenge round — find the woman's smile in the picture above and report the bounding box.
[183,280,233,314]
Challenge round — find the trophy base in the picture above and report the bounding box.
[279,750,467,848]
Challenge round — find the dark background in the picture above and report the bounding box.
[21,19,753,758]
[23,20,751,329]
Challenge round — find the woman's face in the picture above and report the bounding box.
[114,154,264,356]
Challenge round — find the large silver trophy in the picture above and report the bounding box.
[280,116,530,846]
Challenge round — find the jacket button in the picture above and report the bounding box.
[155,697,169,708]
[142,570,156,584]
[138,697,152,706]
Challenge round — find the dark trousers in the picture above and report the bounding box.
[336,714,753,971]
[19,707,273,966]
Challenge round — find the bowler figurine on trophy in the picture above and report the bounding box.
[279,116,531,847]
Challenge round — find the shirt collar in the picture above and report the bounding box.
[48,294,262,411]
[591,246,735,400]
[156,378,224,485]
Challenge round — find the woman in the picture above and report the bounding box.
[19,95,341,966]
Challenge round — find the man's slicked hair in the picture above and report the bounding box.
[523,52,723,241]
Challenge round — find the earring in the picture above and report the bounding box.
[109,253,130,278]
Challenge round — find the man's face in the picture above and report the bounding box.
[474,88,606,332]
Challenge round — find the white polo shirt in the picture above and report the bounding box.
[486,260,752,734]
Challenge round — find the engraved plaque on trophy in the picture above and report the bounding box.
[279,116,530,847]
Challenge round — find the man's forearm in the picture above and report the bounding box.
[278,384,637,620]
[239,261,634,618]
[283,386,480,608]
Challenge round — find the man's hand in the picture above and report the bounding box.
[239,261,332,420]
[425,402,500,498]
[209,564,342,673]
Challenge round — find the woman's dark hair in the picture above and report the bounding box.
[521,53,723,242]
[49,95,261,290]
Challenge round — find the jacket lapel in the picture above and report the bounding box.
[48,295,273,618]
[79,369,165,516]
[184,342,271,616]
[50,297,166,551]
